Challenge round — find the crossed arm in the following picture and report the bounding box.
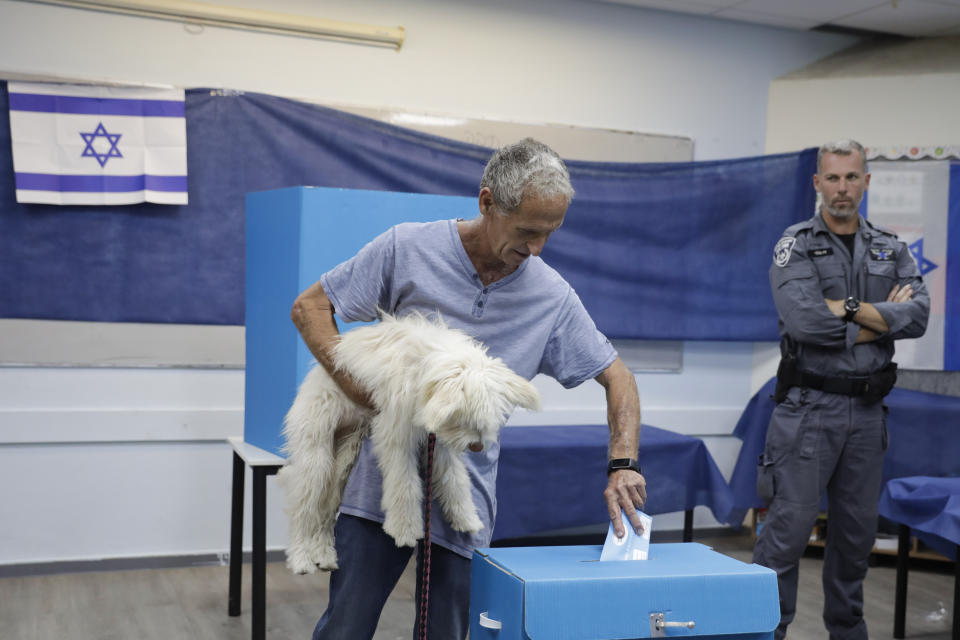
[824,283,914,343]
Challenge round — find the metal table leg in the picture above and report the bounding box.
[953,544,959,640]
[683,509,693,543]
[229,451,245,617]
[252,465,279,640]
[894,523,910,639]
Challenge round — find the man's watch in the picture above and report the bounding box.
[843,296,861,322]
[607,458,642,475]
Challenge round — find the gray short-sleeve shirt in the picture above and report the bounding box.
[320,219,616,556]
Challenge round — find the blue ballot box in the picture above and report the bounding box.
[470,543,779,639]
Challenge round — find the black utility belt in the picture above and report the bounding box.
[774,354,897,404]
[793,363,898,400]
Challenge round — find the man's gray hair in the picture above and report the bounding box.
[817,139,867,173]
[480,138,574,213]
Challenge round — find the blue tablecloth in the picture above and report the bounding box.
[879,476,960,560]
[726,377,960,526]
[493,424,734,540]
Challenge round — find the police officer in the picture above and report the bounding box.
[753,139,929,640]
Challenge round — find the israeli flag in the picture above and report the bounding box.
[8,82,187,205]
[865,160,958,370]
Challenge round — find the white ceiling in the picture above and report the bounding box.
[589,0,960,37]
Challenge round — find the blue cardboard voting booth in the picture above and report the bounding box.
[244,186,475,456]
[470,543,779,639]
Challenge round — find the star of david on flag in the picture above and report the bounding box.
[7,81,187,205]
[908,238,937,276]
[80,122,123,167]
[864,161,959,370]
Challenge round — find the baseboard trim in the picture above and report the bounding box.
[0,549,286,578]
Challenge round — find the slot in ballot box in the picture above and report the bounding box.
[470,543,779,639]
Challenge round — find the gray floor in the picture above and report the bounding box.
[1,533,955,640]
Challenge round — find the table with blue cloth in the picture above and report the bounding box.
[880,476,960,640]
[493,424,734,542]
[725,377,960,527]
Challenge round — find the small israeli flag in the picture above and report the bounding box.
[8,82,187,205]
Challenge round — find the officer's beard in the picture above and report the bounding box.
[821,194,862,220]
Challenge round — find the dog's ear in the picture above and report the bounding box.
[417,352,541,440]
[417,362,466,434]
[505,375,541,412]
[460,362,541,425]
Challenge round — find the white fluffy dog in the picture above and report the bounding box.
[278,312,541,574]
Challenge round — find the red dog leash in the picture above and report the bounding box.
[417,433,437,640]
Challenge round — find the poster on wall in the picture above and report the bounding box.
[865,159,955,370]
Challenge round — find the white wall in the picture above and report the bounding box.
[765,36,960,154]
[0,0,858,161]
[0,0,859,565]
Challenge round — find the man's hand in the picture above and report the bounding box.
[827,283,914,314]
[826,283,914,332]
[825,297,845,318]
[604,469,647,537]
[887,283,913,303]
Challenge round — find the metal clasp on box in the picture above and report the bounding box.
[650,612,695,636]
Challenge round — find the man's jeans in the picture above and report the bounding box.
[312,514,471,640]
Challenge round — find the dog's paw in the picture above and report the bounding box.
[287,543,339,574]
[313,546,339,572]
[286,545,319,575]
[382,514,421,548]
[447,503,484,533]
[305,534,339,571]
[449,510,484,534]
[442,499,484,534]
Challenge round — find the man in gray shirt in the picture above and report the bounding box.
[291,138,646,640]
[754,139,929,640]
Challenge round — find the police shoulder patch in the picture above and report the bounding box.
[774,236,796,267]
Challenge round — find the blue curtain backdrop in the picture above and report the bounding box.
[0,83,817,340]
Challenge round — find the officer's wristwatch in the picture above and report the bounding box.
[842,296,861,322]
[607,458,642,475]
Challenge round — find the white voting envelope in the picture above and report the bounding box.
[600,509,653,561]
